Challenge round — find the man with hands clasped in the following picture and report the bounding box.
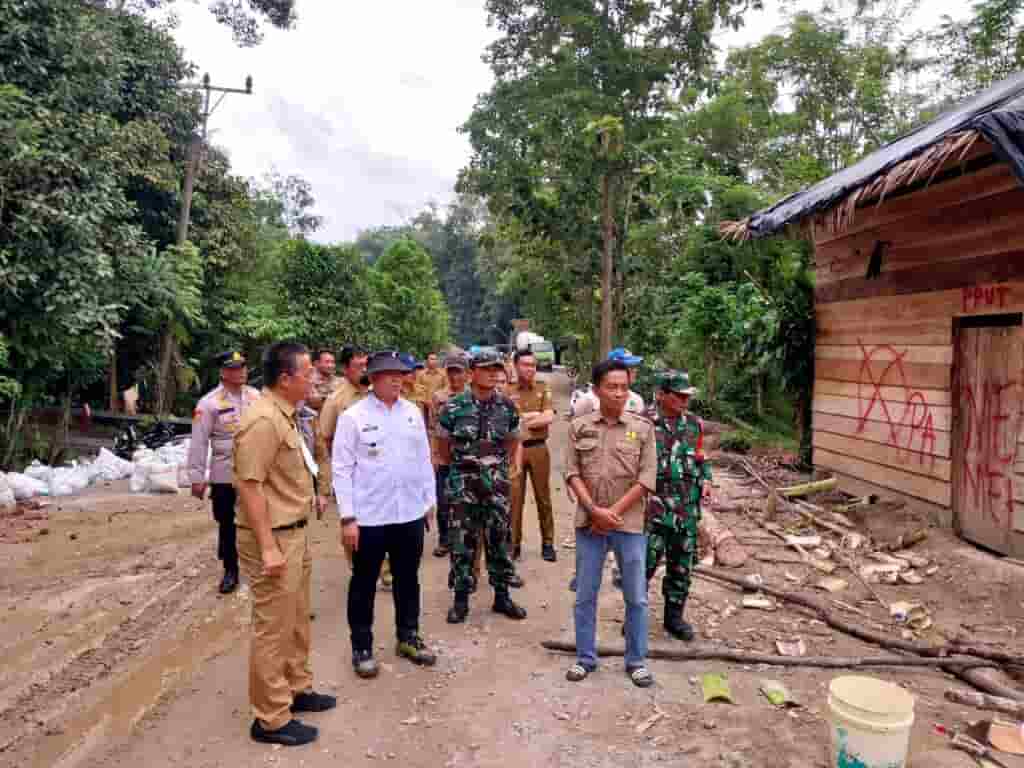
[564,358,658,688]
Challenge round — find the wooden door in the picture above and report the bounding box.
[953,321,1024,556]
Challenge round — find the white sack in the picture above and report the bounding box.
[148,464,179,494]
[7,473,49,500]
[23,460,53,483]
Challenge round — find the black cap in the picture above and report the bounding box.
[218,350,247,369]
[366,350,412,376]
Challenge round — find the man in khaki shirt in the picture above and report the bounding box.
[307,349,340,412]
[234,342,336,746]
[507,349,556,562]
[565,358,657,689]
[316,346,369,498]
[416,352,447,418]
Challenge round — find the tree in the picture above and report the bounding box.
[89,0,296,47]
[371,239,450,356]
[461,0,763,357]
[254,170,324,237]
[928,0,1024,99]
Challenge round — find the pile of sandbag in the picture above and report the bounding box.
[129,445,186,494]
[0,473,15,512]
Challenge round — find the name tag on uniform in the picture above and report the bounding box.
[298,436,318,478]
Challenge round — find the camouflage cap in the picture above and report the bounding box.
[658,369,698,396]
[469,349,505,369]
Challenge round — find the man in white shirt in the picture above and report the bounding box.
[333,350,437,679]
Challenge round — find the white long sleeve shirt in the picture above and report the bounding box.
[332,393,436,526]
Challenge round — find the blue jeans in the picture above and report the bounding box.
[574,528,648,670]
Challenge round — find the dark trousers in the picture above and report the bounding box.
[348,517,425,653]
[435,465,451,547]
[210,483,238,574]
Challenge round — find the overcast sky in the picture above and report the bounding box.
[169,0,972,243]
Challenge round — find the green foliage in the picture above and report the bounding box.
[371,239,450,356]
[719,432,753,454]
[929,0,1024,98]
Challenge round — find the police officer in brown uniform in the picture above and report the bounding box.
[507,349,557,562]
[188,351,260,594]
[234,341,336,747]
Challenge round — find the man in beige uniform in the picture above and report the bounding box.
[235,341,336,747]
[188,350,260,594]
[507,349,557,563]
[307,349,340,412]
[416,352,447,419]
[316,346,369,497]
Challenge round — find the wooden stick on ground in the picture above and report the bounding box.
[793,499,855,538]
[540,641,989,669]
[945,689,1024,718]
[778,478,837,498]
[739,457,770,491]
[695,566,1024,701]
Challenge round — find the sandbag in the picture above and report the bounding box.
[92,447,133,482]
[0,474,15,512]
[23,460,53,483]
[148,464,179,494]
[129,460,155,493]
[49,468,76,497]
[7,473,49,500]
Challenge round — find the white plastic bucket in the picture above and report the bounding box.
[827,675,915,768]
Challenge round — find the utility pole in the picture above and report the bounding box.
[155,73,252,415]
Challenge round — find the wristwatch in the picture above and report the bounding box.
[340,516,357,526]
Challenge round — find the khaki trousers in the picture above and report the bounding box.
[238,525,313,730]
[510,442,555,548]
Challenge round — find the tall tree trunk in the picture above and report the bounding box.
[108,348,118,412]
[755,374,764,418]
[599,173,616,359]
[706,353,717,403]
[157,134,201,415]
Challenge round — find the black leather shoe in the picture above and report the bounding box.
[291,691,337,713]
[250,719,318,746]
[507,572,525,588]
[542,544,557,562]
[493,593,527,620]
[219,570,239,594]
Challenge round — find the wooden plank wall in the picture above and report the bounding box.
[811,155,1024,516]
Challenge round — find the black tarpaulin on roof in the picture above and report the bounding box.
[743,71,1024,239]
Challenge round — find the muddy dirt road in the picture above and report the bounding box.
[3,372,1023,768]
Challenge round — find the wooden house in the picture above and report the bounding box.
[725,73,1024,557]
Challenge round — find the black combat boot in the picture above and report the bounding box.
[447,592,470,624]
[492,591,527,620]
[664,601,694,642]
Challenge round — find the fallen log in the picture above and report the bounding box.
[949,644,1024,667]
[778,478,837,498]
[945,689,1024,718]
[540,640,989,669]
[695,566,1024,700]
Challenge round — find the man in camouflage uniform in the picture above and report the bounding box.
[645,370,711,641]
[436,349,528,624]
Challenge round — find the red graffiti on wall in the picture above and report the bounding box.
[959,380,1023,528]
[962,284,1011,314]
[856,342,939,464]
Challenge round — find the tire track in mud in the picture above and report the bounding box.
[0,540,236,765]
